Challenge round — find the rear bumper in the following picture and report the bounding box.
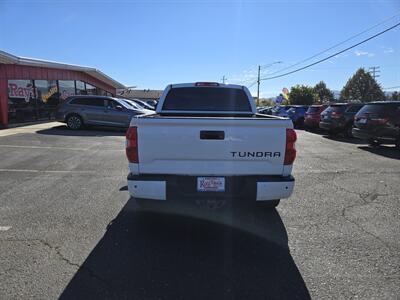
[319,121,344,131]
[304,118,319,128]
[127,174,295,202]
[352,128,373,140]
[352,127,398,143]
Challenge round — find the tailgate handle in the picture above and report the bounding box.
[200,130,225,140]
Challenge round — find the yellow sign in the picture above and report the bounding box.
[41,86,58,103]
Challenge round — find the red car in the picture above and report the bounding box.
[304,105,328,130]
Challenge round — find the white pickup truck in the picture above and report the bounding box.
[126,82,297,208]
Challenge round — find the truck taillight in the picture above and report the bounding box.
[126,127,138,163]
[284,129,297,165]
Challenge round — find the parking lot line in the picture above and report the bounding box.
[0,168,97,174]
[0,145,89,151]
[0,122,64,137]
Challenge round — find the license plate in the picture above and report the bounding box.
[197,177,225,192]
[359,118,367,124]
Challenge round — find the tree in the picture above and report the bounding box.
[340,68,385,102]
[288,85,318,105]
[313,81,334,103]
[258,98,275,107]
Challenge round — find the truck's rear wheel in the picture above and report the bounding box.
[256,199,280,209]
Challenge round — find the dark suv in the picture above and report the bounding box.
[352,101,400,148]
[304,104,328,130]
[319,103,364,137]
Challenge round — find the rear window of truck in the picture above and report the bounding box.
[162,87,252,112]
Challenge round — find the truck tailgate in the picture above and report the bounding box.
[135,117,289,176]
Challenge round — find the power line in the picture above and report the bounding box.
[260,21,400,81]
[230,62,281,87]
[267,12,400,76]
[383,85,400,90]
[247,81,257,89]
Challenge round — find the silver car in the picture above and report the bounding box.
[55,96,151,130]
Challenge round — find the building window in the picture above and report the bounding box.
[98,88,107,96]
[34,80,59,119]
[59,80,76,100]
[85,83,97,95]
[35,80,59,106]
[7,80,36,123]
[76,81,87,95]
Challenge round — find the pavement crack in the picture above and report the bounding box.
[38,239,81,269]
[341,196,394,252]
[37,239,113,289]
[0,238,113,290]
[330,173,395,251]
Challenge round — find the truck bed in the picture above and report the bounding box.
[129,113,292,176]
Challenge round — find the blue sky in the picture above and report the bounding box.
[0,0,399,97]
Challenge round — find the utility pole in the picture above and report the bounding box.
[256,65,261,106]
[369,66,380,80]
[221,75,227,84]
[256,61,282,107]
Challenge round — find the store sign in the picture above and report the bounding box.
[8,83,34,102]
[41,86,58,103]
[275,94,284,104]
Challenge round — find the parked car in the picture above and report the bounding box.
[257,105,269,111]
[319,103,364,137]
[146,100,158,107]
[352,101,400,148]
[129,98,155,110]
[258,106,274,115]
[286,105,308,128]
[126,82,297,209]
[304,104,328,130]
[55,96,151,130]
[121,98,154,114]
[271,106,290,117]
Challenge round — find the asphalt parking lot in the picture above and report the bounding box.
[0,123,399,300]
